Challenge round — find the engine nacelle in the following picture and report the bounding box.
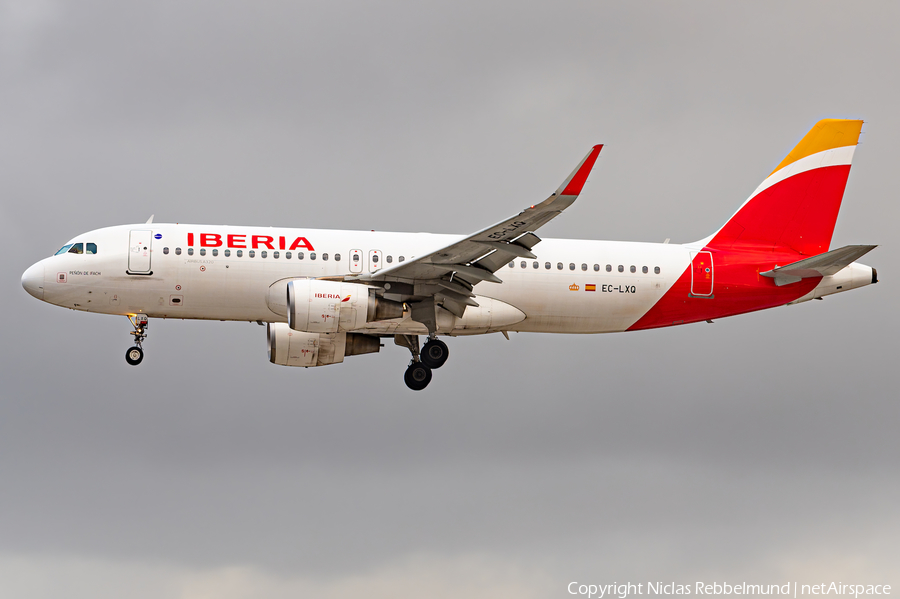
[286,279,403,333]
[267,323,381,367]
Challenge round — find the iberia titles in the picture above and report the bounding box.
[186,233,315,251]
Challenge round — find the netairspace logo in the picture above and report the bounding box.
[567,582,892,599]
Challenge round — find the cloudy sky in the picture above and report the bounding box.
[1,1,898,597]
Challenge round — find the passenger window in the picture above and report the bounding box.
[175,248,182,255]
[224,249,231,257]
[606,264,612,272]
[520,261,527,268]
[212,249,218,256]
[594,264,599,271]
[386,255,393,263]
[249,250,255,258]
[569,263,575,271]
[655,266,661,274]
[55,244,74,255]
[199,248,206,256]
[163,247,169,255]
[642,266,648,274]
[557,263,563,270]
[286,251,292,259]
[545,262,551,269]
[399,256,405,262]
[509,262,515,268]
[261,251,267,258]
[297,252,304,260]
[581,263,587,271]
[322,253,328,261]
[237,250,243,257]
[352,253,360,262]
[68,243,84,254]
[310,252,316,260]
[86,243,97,254]
[618,265,623,272]
[273,251,279,259]
[334,253,341,262]
[188,248,194,256]
[533,261,539,269]
[630,265,636,273]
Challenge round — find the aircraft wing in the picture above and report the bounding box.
[346,144,603,328]
[761,244,877,286]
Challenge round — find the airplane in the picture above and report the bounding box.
[21,119,877,390]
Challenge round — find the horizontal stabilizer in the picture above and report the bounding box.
[761,244,877,286]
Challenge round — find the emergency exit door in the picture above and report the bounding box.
[128,230,153,274]
[369,249,382,272]
[690,251,713,296]
[349,249,363,274]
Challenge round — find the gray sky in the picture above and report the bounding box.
[1,1,898,597]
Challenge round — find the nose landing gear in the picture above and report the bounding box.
[395,334,449,390]
[126,314,148,366]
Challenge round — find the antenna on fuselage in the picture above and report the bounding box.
[146,215,154,224]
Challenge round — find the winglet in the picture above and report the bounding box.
[555,144,603,196]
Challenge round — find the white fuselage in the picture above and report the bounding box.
[25,223,692,335]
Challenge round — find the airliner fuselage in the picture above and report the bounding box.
[21,120,879,389]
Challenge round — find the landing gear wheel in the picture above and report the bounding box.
[404,362,432,391]
[421,339,449,369]
[125,346,144,366]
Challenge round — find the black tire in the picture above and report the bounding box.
[404,362,432,390]
[420,339,449,369]
[125,346,144,366]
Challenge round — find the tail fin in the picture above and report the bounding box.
[702,119,863,255]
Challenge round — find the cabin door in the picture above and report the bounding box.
[128,230,153,274]
[690,251,713,296]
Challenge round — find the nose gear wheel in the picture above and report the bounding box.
[126,315,149,366]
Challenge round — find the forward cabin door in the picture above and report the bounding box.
[128,230,153,274]
[690,251,713,296]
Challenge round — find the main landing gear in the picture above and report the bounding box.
[125,314,148,366]
[396,334,450,391]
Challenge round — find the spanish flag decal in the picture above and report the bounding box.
[585,284,596,292]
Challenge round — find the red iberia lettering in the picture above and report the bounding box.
[289,236,315,251]
[227,234,246,248]
[200,233,222,247]
[187,233,194,246]
[252,235,275,249]
[279,236,286,250]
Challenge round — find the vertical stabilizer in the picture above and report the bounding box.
[702,119,863,255]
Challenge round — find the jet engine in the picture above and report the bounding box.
[286,279,403,333]
[267,323,381,367]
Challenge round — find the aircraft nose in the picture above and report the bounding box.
[22,262,45,300]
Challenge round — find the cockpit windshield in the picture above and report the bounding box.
[53,242,98,256]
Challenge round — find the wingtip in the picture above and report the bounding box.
[557,144,603,196]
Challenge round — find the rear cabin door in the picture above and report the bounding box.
[349,249,363,274]
[128,230,153,274]
[690,251,713,296]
